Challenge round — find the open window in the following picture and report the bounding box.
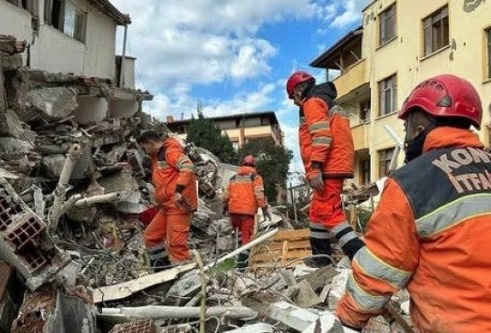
[44,0,86,42]
[5,0,36,15]
[379,3,396,46]
[423,6,449,56]
[378,74,397,116]
[378,148,395,177]
[360,99,371,123]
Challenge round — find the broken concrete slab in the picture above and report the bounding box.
[301,311,359,333]
[0,109,24,138]
[92,263,196,303]
[26,87,78,120]
[74,96,108,125]
[41,154,66,179]
[266,301,319,331]
[0,137,31,161]
[290,279,322,308]
[225,323,274,333]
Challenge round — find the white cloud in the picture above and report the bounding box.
[111,0,369,174]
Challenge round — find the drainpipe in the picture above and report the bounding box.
[119,24,128,87]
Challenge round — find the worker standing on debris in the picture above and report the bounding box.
[223,155,271,269]
[137,131,197,271]
[286,71,364,266]
[337,74,491,333]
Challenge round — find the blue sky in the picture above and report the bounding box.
[111,0,371,176]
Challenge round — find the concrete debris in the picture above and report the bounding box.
[0,35,413,333]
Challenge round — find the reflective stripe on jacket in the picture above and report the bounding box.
[299,84,354,179]
[151,137,197,214]
[223,166,266,215]
[337,127,491,333]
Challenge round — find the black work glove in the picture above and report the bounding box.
[222,205,228,215]
[261,206,271,221]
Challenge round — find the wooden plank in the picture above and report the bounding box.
[91,263,196,303]
[254,239,311,251]
[248,229,312,272]
[270,229,310,241]
[251,249,312,263]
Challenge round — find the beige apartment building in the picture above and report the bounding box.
[165,111,284,149]
[311,0,491,185]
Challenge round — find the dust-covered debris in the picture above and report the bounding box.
[0,35,413,333]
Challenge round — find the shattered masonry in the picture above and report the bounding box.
[0,33,413,333]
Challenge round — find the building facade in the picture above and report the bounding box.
[166,111,285,149]
[0,0,130,83]
[312,0,491,186]
[0,0,152,126]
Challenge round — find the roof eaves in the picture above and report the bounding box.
[309,26,363,68]
[91,0,131,25]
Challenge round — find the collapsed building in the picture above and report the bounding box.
[0,2,414,330]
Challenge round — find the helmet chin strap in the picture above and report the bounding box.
[404,125,436,163]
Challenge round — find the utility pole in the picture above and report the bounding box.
[289,183,298,224]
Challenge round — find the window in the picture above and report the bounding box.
[378,148,395,177]
[360,100,371,123]
[379,4,396,45]
[423,6,449,56]
[44,0,86,42]
[6,0,36,14]
[486,28,491,79]
[360,159,371,185]
[378,75,397,116]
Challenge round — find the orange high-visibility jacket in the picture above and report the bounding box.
[337,127,491,333]
[223,166,266,215]
[299,83,354,180]
[151,137,197,214]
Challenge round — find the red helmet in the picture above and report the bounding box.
[399,74,482,129]
[286,71,315,99]
[242,155,256,167]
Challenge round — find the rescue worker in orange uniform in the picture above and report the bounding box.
[337,74,491,333]
[223,155,270,269]
[137,131,197,271]
[286,71,365,266]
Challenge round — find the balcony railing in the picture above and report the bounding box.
[333,59,367,99]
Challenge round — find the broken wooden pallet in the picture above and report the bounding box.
[248,229,312,271]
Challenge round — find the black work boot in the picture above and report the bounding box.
[306,236,333,268]
[150,257,171,273]
[236,252,249,272]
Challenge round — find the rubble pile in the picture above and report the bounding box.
[0,35,413,333]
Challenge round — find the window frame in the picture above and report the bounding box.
[486,27,491,80]
[44,0,87,43]
[378,148,395,177]
[6,0,36,14]
[360,159,371,185]
[360,99,371,123]
[422,6,449,56]
[378,74,397,116]
[379,3,396,46]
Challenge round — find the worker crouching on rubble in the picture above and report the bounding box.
[223,155,271,269]
[286,71,365,267]
[137,131,198,272]
[337,74,491,332]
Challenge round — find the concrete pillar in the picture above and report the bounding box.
[109,98,138,119]
[73,96,108,125]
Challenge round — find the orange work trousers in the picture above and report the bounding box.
[309,178,346,229]
[230,214,255,245]
[144,209,191,263]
